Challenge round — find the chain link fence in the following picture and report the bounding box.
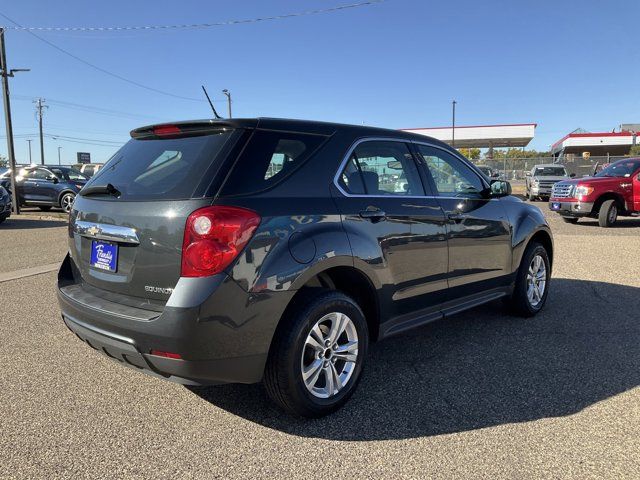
[468,155,631,192]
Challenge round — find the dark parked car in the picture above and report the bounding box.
[57,118,553,417]
[15,165,88,213]
[0,184,11,223]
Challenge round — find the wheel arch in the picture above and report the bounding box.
[57,189,76,206]
[284,264,381,342]
[593,192,627,214]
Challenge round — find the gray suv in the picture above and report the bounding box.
[57,118,553,417]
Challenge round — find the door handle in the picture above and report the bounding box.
[359,208,386,222]
[447,213,466,223]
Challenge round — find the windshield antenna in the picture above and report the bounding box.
[201,86,222,119]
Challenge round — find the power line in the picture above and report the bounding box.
[1,1,384,32]
[0,11,202,102]
[0,132,124,146]
[12,95,163,121]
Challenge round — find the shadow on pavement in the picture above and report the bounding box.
[574,218,640,228]
[189,278,640,440]
[0,218,67,230]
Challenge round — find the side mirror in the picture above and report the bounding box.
[48,175,59,184]
[525,172,531,177]
[570,173,576,178]
[490,179,512,197]
[491,172,500,178]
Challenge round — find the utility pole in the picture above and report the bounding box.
[222,89,232,118]
[57,146,62,165]
[451,100,457,149]
[0,28,30,215]
[26,138,32,163]
[35,97,47,164]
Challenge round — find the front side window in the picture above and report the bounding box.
[416,145,485,197]
[339,141,424,196]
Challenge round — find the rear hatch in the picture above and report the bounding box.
[68,123,245,303]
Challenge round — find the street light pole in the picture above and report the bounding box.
[451,100,457,149]
[26,139,32,163]
[222,89,232,118]
[0,28,29,215]
[57,146,62,165]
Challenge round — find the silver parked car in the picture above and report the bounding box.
[525,164,574,201]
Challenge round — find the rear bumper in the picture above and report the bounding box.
[548,199,594,217]
[61,314,265,386]
[57,254,295,385]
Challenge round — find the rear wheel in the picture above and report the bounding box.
[562,217,579,224]
[264,290,368,417]
[598,199,618,228]
[505,242,550,317]
[59,193,75,213]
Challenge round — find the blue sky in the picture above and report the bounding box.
[0,0,639,164]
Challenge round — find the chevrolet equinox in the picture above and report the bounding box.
[57,118,553,417]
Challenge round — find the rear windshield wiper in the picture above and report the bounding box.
[80,183,121,198]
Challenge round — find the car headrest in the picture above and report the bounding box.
[360,171,379,194]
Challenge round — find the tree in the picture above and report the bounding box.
[0,155,7,168]
[457,147,481,159]
[628,145,640,156]
[485,148,550,159]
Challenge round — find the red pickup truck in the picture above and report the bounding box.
[549,158,640,227]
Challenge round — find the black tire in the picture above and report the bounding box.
[562,217,579,224]
[504,242,551,317]
[38,206,52,212]
[598,199,617,228]
[0,216,5,224]
[264,290,369,418]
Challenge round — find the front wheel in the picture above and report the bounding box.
[264,290,369,417]
[598,199,618,228]
[59,193,75,213]
[505,242,551,317]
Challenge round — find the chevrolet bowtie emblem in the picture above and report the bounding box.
[86,225,100,236]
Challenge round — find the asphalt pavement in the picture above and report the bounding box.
[0,207,639,479]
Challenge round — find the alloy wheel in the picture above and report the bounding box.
[526,254,547,307]
[61,194,75,213]
[301,312,359,399]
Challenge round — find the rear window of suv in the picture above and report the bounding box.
[85,130,235,200]
[220,130,328,196]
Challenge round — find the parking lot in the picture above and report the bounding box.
[1,207,639,479]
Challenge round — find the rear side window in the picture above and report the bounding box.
[86,131,234,200]
[220,130,327,196]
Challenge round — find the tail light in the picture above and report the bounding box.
[181,206,260,277]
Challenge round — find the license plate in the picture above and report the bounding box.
[551,202,561,210]
[90,240,118,272]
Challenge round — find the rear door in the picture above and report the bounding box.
[68,127,243,302]
[414,143,512,300]
[333,139,448,324]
